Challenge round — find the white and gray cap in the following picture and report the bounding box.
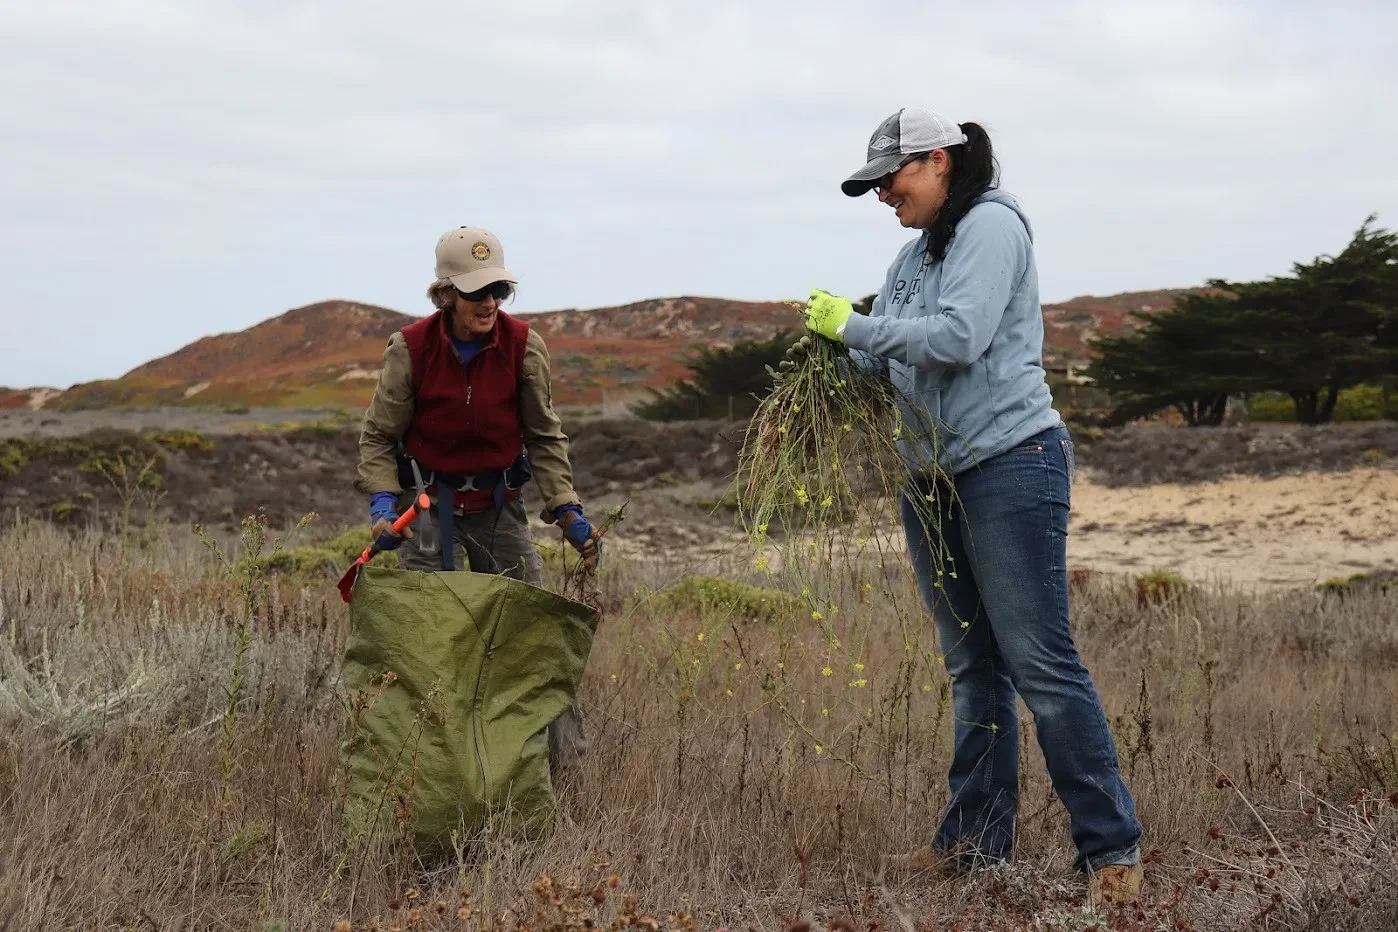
[842,108,969,197]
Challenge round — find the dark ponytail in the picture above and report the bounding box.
[925,122,999,262]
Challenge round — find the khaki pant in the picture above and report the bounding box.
[394,495,589,776]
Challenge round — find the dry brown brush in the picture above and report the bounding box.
[0,514,1393,931]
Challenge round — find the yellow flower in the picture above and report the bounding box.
[830,638,841,649]
[821,666,833,677]
[922,684,932,692]
[795,487,810,506]
[692,659,701,666]
[777,662,785,671]
[821,707,830,717]
[696,632,705,642]
[811,611,823,621]
[611,674,618,681]
[820,496,834,508]
[814,744,825,754]
[862,582,874,592]
[733,662,743,671]
[777,426,787,434]
[725,688,733,697]
[960,621,970,629]
[757,523,769,534]
[856,464,864,472]
[842,424,853,432]
[755,555,769,570]
[850,679,868,688]
[854,662,865,672]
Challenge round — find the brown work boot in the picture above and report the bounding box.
[878,845,960,882]
[1089,863,1143,907]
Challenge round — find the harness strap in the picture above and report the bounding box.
[396,447,533,572]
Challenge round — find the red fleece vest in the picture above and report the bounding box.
[400,309,530,512]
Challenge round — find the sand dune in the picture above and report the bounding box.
[1069,467,1397,589]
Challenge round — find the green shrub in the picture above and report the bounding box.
[1247,383,1398,422]
[648,575,803,622]
[1317,571,1396,597]
[1135,568,1190,606]
[260,547,342,577]
[1247,392,1297,422]
[146,429,215,453]
[259,526,394,578]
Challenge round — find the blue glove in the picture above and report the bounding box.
[369,491,407,551]
[553,504,600,561]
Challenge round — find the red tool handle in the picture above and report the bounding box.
[357,492,431,561]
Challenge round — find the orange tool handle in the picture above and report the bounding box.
[358,493,431,561]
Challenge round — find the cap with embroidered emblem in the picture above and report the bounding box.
[842,108,969,197]
[435,226,517,293]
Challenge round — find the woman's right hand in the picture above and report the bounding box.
[369,492,413,550]
[370,516,414,551]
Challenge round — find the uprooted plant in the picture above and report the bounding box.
[729,324,979,769]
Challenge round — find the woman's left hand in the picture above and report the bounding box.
[553,504,601,562]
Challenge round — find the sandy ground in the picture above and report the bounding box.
[593,468,1398,594]
[1068,467,1398,590]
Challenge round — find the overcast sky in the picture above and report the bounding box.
[2,1,1395,389]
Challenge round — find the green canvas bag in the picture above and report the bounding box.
[340,565,599,851]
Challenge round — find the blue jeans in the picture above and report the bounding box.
[901,423,1141,872]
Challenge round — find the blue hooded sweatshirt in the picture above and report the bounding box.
[841,190,1063,478]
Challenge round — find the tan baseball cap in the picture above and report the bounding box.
[434,226,517,294]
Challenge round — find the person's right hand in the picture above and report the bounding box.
[369,492,413,551]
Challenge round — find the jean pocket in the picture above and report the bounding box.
[1006,440,1045,455]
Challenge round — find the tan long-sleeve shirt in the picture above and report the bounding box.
[353,327,583,521]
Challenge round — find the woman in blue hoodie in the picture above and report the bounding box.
[801,108,1143,906]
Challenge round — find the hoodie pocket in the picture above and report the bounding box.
[889,361,942,458]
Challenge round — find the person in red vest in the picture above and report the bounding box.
[354,225,601,767]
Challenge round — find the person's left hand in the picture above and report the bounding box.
[553,504,600,563]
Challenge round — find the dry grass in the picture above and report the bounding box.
[0,515,1395,931]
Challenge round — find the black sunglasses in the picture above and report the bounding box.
[874,152,931,192]
[456,281,513,303]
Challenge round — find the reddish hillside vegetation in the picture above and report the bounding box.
[35,290,1189,411]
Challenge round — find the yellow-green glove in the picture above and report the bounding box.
[804,289,853,342]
